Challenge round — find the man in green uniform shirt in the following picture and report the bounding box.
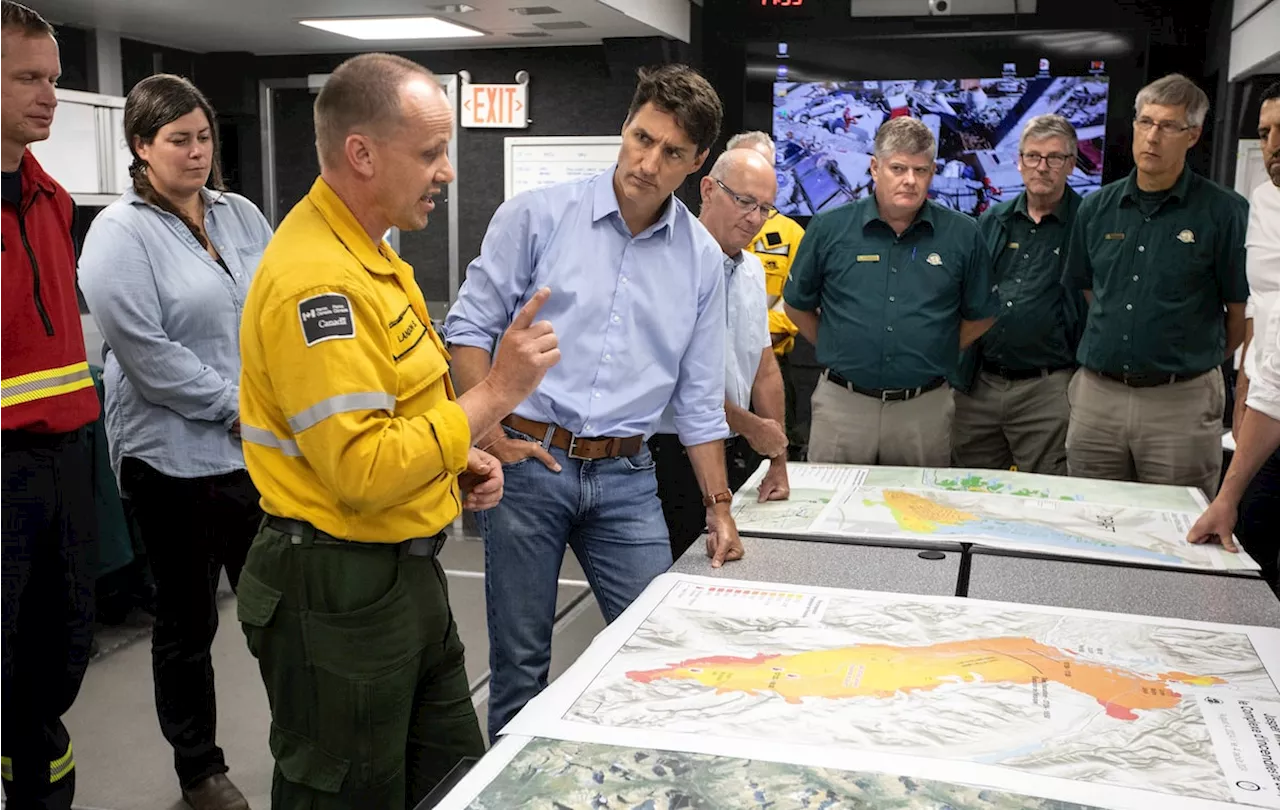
[953,114,1086,475]
[784,117,998,466]
[1063,73,1249,498]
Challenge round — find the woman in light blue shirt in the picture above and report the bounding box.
[78,74,269,810]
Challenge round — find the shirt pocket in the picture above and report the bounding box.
[388,305,447,400]
[1088,227,1127,285]
[825,246,889,296]
[1157,224,1215,301]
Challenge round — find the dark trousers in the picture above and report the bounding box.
[779,352,803,455]
[1235,446,1280,594]
[650,434,761,560]
[119,458,261,790]
[2,429,96,810]
[238,522,485,809]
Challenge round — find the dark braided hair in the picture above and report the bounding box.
[124,74,225,249]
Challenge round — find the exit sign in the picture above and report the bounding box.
[461,82,528,129]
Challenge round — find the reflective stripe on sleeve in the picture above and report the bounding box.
[240,425,303,457]
[0,362,93,409]
[287,392,396,434]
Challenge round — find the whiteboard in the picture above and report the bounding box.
[29,100,100,195]
[503,136,621,201]
[1236,139,1268,198]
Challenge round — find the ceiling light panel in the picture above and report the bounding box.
[299,16,483,40]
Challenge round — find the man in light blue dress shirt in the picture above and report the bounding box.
[651,146,791,558]
[445,64,741,741]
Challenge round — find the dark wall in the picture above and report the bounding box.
[51,24,90,91]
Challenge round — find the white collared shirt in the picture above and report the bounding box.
[1246,181,1280,421]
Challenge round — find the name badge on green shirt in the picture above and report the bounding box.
[1104,232,1126,241]
[1006,242,1019,250]
[856,254,880,262]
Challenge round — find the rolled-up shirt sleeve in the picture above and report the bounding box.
[444,197,536,349]
[79,215,238,427]
[783,214,827,312]
[672,242,730,446]
[960,232,999,321]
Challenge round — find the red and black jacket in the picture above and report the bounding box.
[1,149,100,433]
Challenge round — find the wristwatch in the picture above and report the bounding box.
[702,490,733,507]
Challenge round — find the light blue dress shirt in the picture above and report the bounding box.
[656,250,770,435]
[79,187,272,485]
[445,167,730,445]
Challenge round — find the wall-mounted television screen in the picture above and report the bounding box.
[773,75,1109,216]
[745,31,1143,219]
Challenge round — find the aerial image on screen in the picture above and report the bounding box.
[772,75,1109,216]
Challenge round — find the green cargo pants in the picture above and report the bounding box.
[236,523,484,809]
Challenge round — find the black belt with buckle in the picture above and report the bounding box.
[981,361,1075,382]
[825,370,946,402]
[1095,369,1202,389]
[263,515,445,557]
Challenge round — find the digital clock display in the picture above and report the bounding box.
[760,0,805,6]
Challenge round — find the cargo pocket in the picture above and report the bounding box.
[236,567,282,658]
[270,723,350,794]
[303,569,431,789]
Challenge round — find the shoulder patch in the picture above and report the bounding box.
[298,293,356,346]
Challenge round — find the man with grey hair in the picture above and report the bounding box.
[651,145,790,557]
[952,114,1086,474]
[728,130,807,453]
[784,116,998,465]
[1063,73,1249,497]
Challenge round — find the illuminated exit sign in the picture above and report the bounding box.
[461,82,528,129]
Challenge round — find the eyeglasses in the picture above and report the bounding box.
[1134,116,1195,136]
[714,177,778,220]
[1019,152,1072,169]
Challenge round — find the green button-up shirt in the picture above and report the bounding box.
[1063,168,1249,376]
[784,196,998,389]
[977,188,1084,372]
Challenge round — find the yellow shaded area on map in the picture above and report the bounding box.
[875,490,978,533]
[626,637,1224,720]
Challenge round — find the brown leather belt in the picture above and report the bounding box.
[502,414,644,461]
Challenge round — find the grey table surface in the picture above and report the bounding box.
[967,550,1280,626]
[673,534,962,596]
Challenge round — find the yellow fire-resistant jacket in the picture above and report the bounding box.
[746,213,805,356]
[239,177,468,542]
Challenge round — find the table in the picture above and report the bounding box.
[966,549,1280,626]
[673,534,963,596]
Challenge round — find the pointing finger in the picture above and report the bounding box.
[510,287,551,331]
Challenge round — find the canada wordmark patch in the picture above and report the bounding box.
[298,293,356,346]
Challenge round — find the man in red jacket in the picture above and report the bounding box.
[2,4,101,808]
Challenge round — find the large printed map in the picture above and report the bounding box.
[503,574,1280,809]
[730,464,1256,571]
[448,736,1107,810]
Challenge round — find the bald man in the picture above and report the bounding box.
[650,147,791,558]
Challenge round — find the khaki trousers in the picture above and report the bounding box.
[952,369,1071,475]
[1065,368,1225,498]
[807,374,954,466]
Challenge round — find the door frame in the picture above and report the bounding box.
[258,73,461,303]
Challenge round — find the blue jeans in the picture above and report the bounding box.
[476,425,672,741]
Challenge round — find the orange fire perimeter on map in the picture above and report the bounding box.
[626,637,1225,720]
